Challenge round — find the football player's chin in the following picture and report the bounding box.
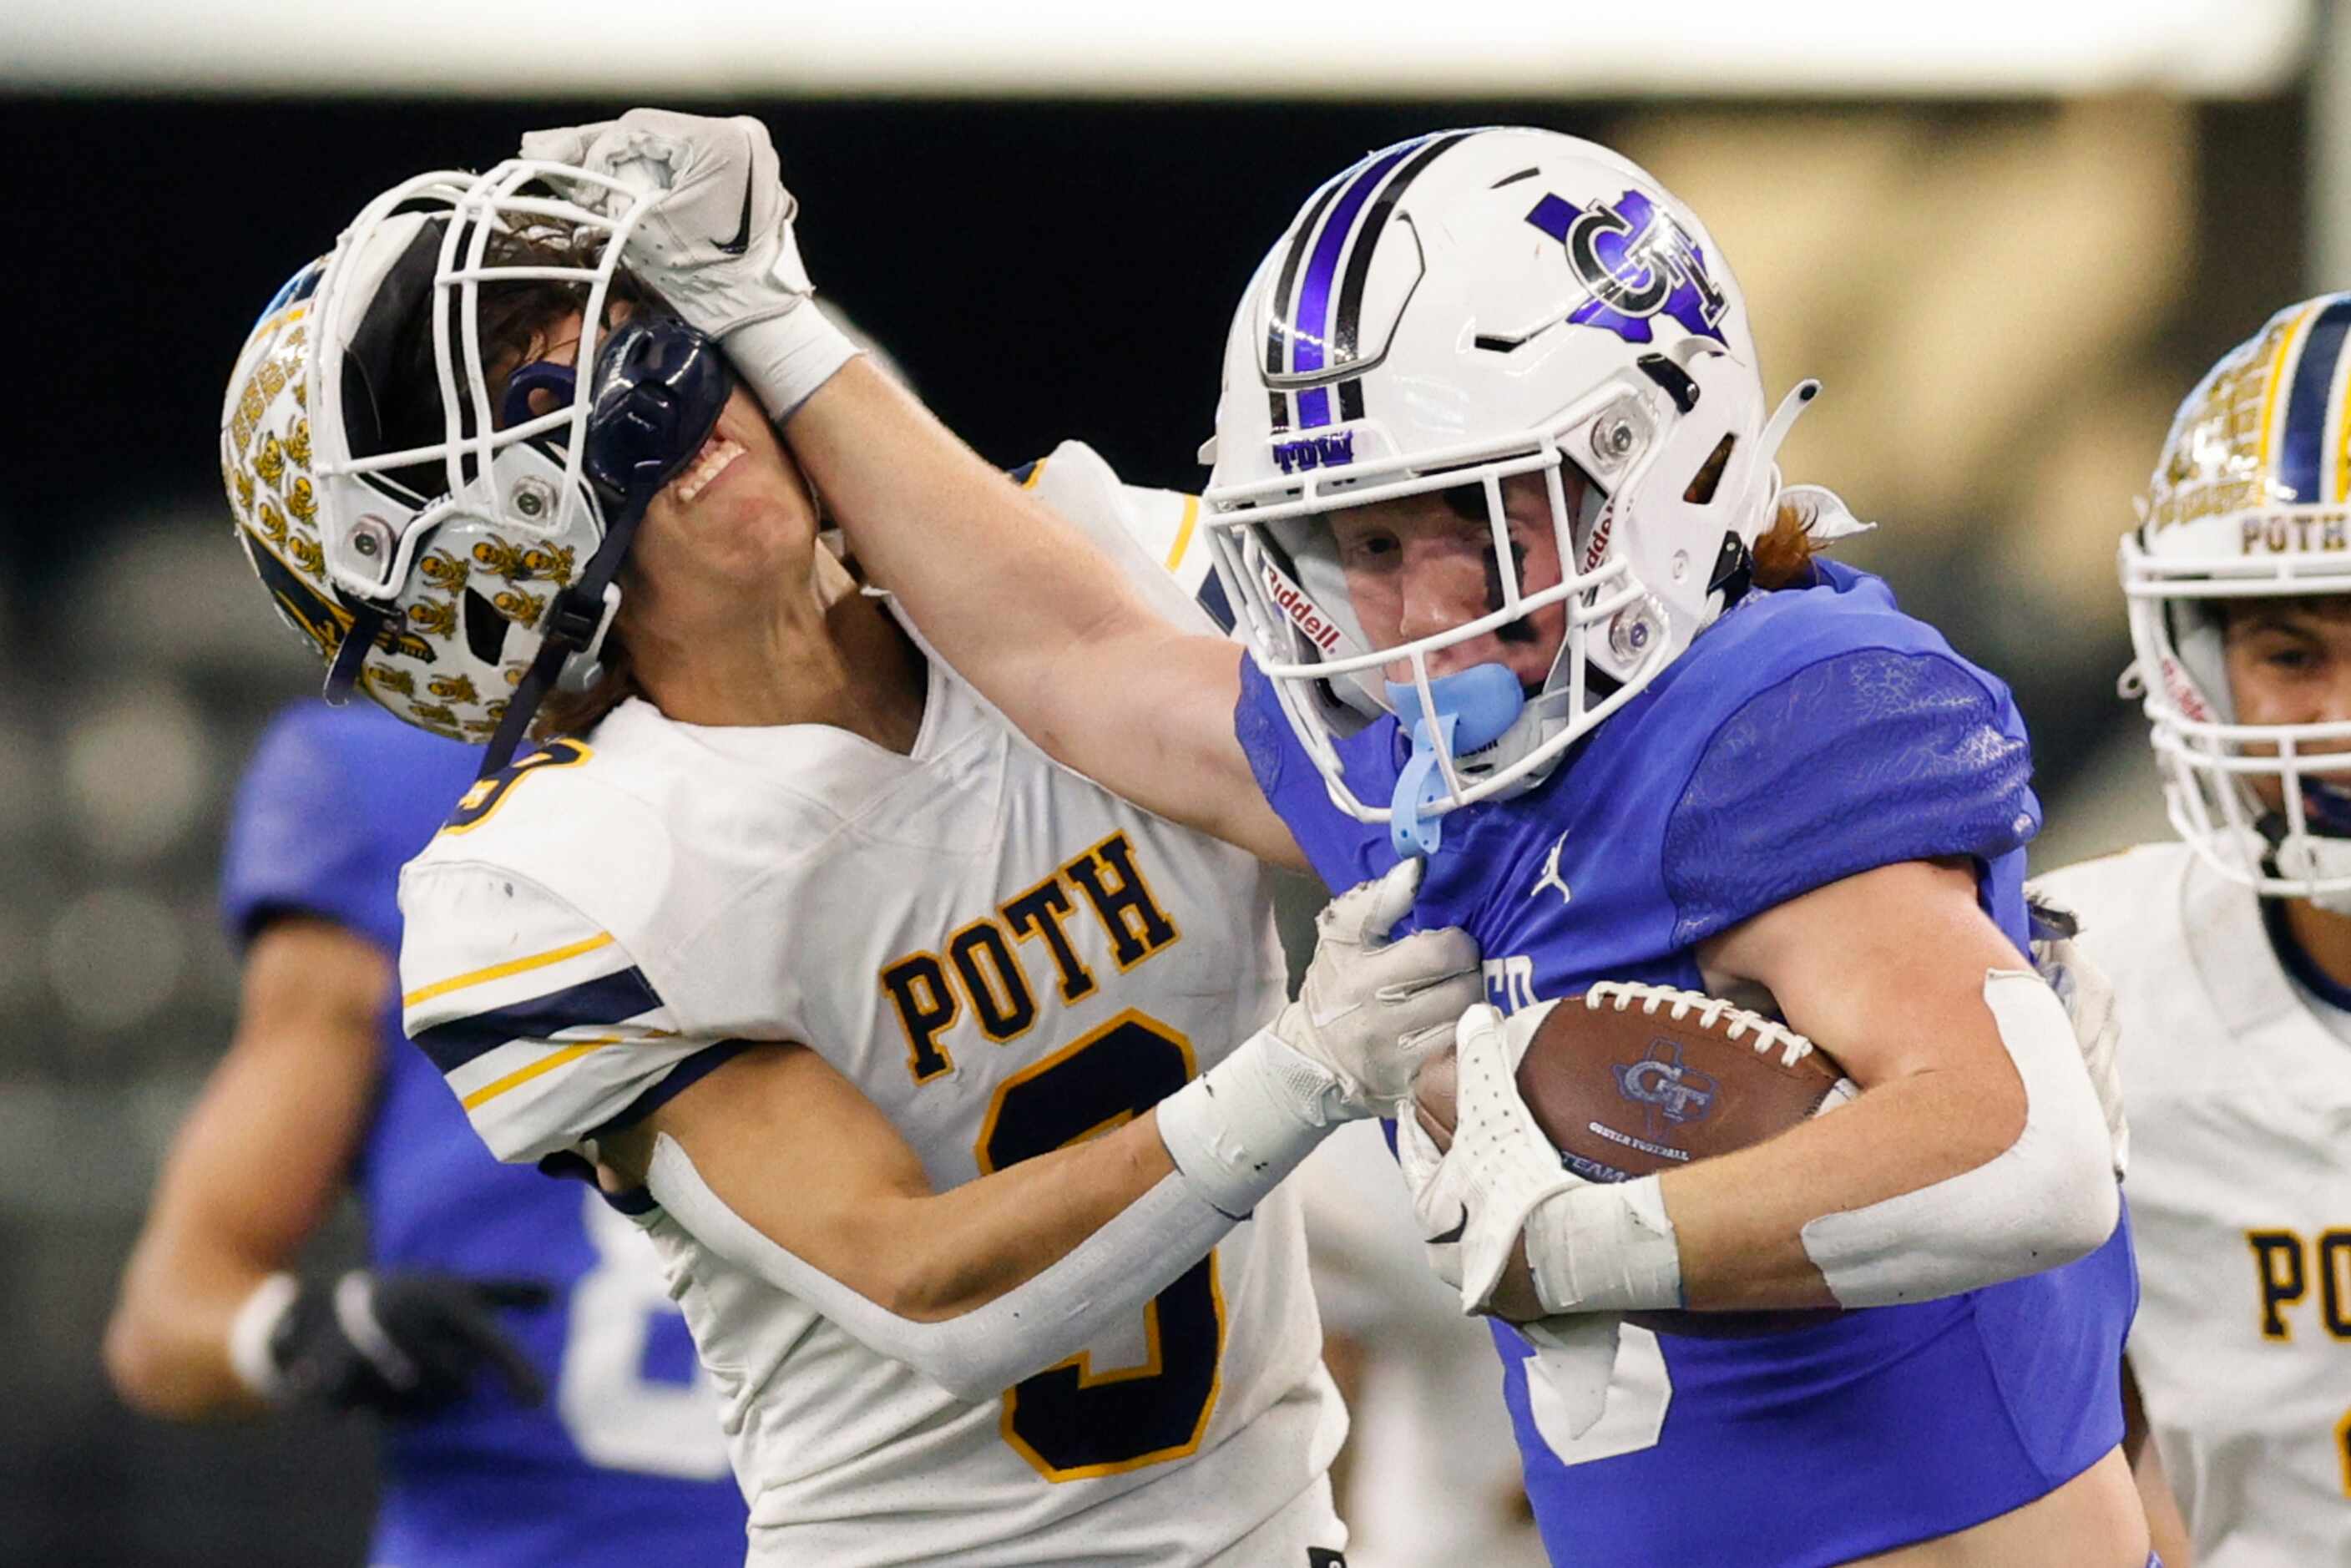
[662,480,804,563]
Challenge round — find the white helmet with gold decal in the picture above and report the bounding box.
[2124,292,2351,906]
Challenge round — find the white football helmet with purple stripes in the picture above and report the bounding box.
[1201,128,1815,844]
[2124,292,2351,907]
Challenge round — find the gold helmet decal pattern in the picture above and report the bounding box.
[519,543,576,584]
[417,550,470,592]
[2151,304,2314,534]
[407,598,458,639]
[226,199,637,755]
[459,698,511,741]
[492,588,547,625]
[234,382,265,454]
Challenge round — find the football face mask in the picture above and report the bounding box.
[2123,292,2351,908]
[221,158,731,772]
[1201,128,1817,856]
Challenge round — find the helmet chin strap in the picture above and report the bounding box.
[2265,831,2351,915]
[1385,665,1526,858]
[2260,779,2351,915]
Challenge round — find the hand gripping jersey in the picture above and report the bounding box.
[2035,842,2351,1568]
[220,701,746,1568]
[399,446,1344,1567]
[1239,558,2136,1568]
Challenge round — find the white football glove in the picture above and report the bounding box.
[2025,893,2129,1178]
[1400,1002,1629,1441]
[518,108,857,418]
[1407,1000,1585,1313]
[1157,859,1479,1218]
[1407,1000,1683,1313]
[1282,857,1483,1117]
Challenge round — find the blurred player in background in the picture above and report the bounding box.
[2035,293,2351,1568]
[215,135,1483,1565]
[103,701,746,1565]
[583,109,2145,1565]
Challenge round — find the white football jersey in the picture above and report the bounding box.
[399,444,1344,1565]
[2036,842,2351,1568]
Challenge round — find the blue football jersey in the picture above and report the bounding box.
[1237,561,2136,1568]
[220,701,747,1567]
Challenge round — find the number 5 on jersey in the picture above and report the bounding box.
[975,1009,1225,1480]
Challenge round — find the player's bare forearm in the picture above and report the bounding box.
[104,921,385,1417]
[619,1042,1181,1323]
[1657,857,2108,1313]
[1657,1062,2023,1310]
[866,1113,1182,1323]
[106,1236,276,1418]
[784,360,1301,866]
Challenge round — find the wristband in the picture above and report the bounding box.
[1155,1029,1339,1220]
[724,302,861,422]
[226,1272,301,1400]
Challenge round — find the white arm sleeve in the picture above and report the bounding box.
[1797,969,2121,1308]
[644,1132,1233,1404]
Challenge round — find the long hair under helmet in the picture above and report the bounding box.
[220,159,733,776]
[2124,292,2351,909]
[1201,128,1819,856]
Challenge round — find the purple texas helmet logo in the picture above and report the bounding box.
[1525,188,1729,347]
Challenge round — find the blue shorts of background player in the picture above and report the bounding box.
[106,701,746,1566]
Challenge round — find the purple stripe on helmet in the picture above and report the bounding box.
[1292,139,1424,426]
[1297,387,1331,427]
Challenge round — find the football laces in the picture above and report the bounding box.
[1583,980,1818,1069]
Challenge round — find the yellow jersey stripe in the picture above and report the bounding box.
[1021,458,1050,490]
[403,931,617,1009]
[1164,494,1201,572]
[459,1038,618,1111]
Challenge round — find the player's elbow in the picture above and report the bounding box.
[2020,1118,2121,1269]
[857,1262,1069,1401]
[866,1247,995,1327]
[1956,1060,2120,1280]
[102,1301,213,1419]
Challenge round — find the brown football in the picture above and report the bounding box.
[1414,982,1852,1338]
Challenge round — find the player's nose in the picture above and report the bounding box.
[1393,548,1490,650]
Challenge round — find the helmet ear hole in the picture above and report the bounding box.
[1683,435,1737,506]
[463,587,512,665]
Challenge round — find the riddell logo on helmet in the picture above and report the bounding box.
[1272,432,1356,475]
[2160,655,2212,722]
[1580,503,1615,575]
[1260,564,1342,653]
[2241,513,2351,554]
